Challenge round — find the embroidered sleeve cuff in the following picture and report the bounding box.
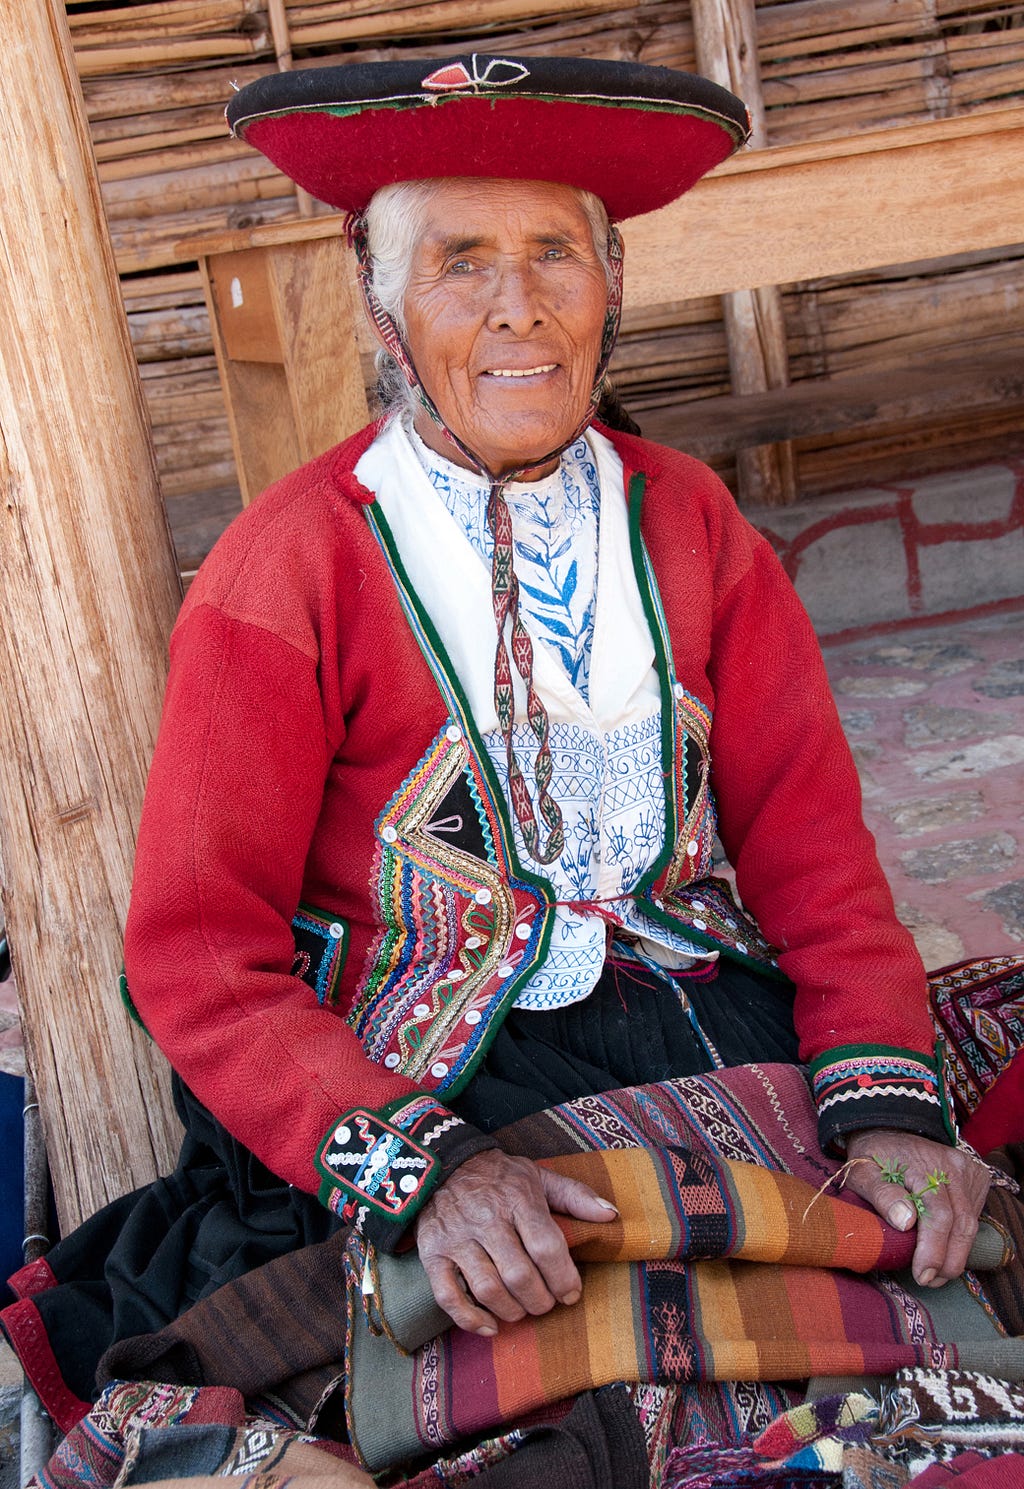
[810,1043,956,1152]
[314,1093,498,1252]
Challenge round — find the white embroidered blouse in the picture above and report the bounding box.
[356,417,714,1010]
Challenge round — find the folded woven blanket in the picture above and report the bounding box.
[353,1142,1012,1356]
[344,1065,1024,1473]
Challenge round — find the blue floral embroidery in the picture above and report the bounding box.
[410,427,600,699]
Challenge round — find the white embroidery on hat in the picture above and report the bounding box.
[422,56,530,94]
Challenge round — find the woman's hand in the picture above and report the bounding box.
[414,1149,617,1335]
[842,1128,991,1288]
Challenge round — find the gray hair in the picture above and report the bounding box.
[364,178,613,416]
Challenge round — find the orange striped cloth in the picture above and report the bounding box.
[344,1066,1022,1475]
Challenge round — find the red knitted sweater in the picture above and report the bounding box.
[124,422,950,1243]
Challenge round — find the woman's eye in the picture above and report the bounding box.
[446,258,474,275]
[541,246,568,261]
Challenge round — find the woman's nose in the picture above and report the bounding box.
[486,264,546,334]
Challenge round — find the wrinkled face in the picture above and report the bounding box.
[400,179,609,479]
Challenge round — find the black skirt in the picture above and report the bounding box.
[450,956,798,1130]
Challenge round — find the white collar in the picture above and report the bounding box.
[355,418,657,731]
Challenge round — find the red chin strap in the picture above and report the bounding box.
[352,214,625,865]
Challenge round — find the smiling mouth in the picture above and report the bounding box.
[482,364,558,379]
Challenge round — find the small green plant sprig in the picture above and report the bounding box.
[875,1156,950,1218]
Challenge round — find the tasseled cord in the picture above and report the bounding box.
[348,212,625,866]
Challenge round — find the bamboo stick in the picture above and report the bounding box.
[945,26,1024,57]
[102,157,285,220]
[158,457,241,497]
[99,136,247,183]
[151,419,235,464]
[75,35,271,78]
[95,123,230,164]
[130,308,214,363]
[67,0,263,38]
[83,64,273,121]
[122,268,206,303]
[951,60,1024,101]
[934,1,1024,17]
[763,58,949,110]
[92,104,226,147]
[288,0,624,47]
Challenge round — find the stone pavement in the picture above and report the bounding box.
[824,604,1024,968]
[749,457,1024,639]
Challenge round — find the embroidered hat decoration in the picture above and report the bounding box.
[225,54,751,223]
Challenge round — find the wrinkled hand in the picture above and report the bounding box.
[414,1149,617,1335]
[843,1128,991,1288]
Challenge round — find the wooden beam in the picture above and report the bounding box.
[622,107,1024,304]
[0,0,182,1227]
[639,349,1024,457]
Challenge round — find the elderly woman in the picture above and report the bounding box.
[7,56,1020,1459]
[136,53,993,1316]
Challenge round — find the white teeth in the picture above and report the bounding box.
[485,364,557,378]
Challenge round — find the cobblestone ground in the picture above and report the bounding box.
[825,606,1024,969]
[0,608,1022,1080]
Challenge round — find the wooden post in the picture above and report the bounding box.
[692,0,797,505]
[200,234,371,503]
[266,0,314,220]
[0,0,182,1228]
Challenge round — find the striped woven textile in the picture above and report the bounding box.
[345,1064,1024,1473]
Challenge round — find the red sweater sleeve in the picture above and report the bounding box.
[124,598,494,1246]
[705,520,952,1146]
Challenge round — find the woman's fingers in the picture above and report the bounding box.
[419,1254,498,1336]
[538,1165,619,1224]
[415,1149,609,1333]
[843,1128,990,1288]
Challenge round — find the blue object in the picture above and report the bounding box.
[0,1071,24,1295]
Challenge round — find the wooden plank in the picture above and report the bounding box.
[622,107,1024,305]
[207,247,284,363]
[271,236,372,463]
[0,0,182,1227]
[202,236,370,502]
[639,349,1024,456]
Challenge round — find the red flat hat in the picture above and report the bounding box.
[227,54,750,222]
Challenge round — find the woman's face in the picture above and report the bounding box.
[400,179,609,478]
